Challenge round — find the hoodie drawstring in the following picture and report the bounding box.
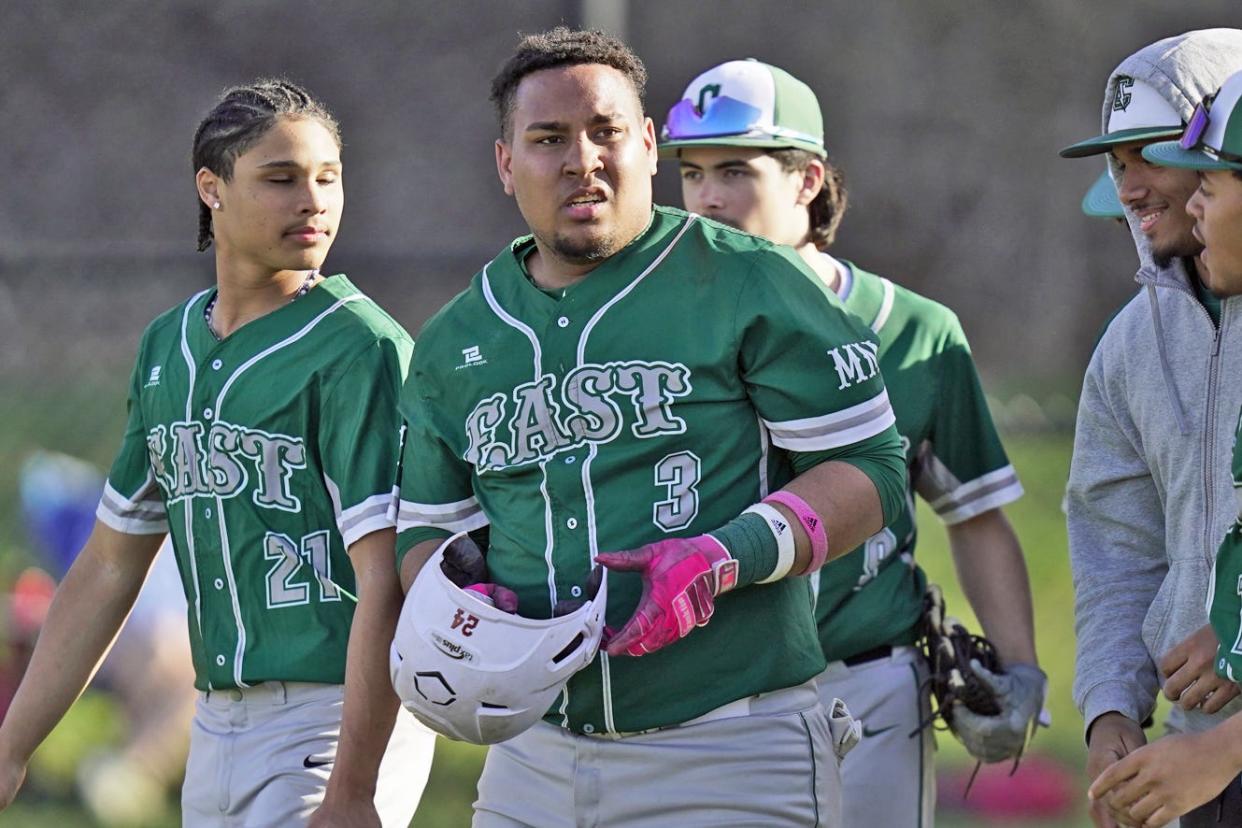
[1146,284,1192,435]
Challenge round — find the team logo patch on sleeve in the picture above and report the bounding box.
[826,341,879,390]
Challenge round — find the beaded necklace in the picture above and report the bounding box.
[204,270,319,341]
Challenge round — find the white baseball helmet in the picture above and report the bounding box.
[390,536,609,745]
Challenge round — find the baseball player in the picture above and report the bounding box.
[0,79,433,826]
[661,59,1043,826]
[393,27,906,827]
[1089,68,1242,828]
[1059,29,1242,828]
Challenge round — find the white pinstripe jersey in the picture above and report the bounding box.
[814,261,1022,662]
[99,275,412,689]
[395,208,902,734]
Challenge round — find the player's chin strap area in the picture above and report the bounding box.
[911,584,1049,795]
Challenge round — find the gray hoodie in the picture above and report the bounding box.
[1068,28,1242,737]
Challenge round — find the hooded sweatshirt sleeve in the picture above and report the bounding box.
[1066,327,1165,733]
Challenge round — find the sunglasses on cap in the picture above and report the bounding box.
[663,95,767,140]
[1180,93,1242,164]
[662,96,822,146]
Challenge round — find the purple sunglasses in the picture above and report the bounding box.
[1180,93,1242,163]
[663,95,767,141]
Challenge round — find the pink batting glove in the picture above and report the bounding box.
[596,535,738,658]
[463,583,519,613]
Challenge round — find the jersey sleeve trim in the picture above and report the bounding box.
[339,490,398,549]
[925,464,1024,525]
[96,478,168,535]
[761,389,896,451]
[395,496,490,534]
[324,475,397,549]
[870,277,897,333]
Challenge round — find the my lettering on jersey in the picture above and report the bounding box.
[464,361,692,472]
[826,341,880,390]
[146,421,306,511]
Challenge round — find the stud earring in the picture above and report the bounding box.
[212,201,221,210]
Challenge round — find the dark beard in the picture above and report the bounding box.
[548,231,616,264]
[1152,235,1203,268]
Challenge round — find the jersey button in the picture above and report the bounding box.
[566,517,578,529]
[582,723,595,734]
[214,578,224,590]
[211,359,223,370]
[571,585,583,598]
[203,407,214,419]
[215,655,226,667]
[204,507,212,519]
[557,316,570,328]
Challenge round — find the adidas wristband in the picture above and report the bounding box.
[763,490,829,574]
[742,503,797,583]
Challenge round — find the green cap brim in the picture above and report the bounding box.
[1059,126,1184,158]
[1082,172,1124,218]
[658,134,827,160]
[1142,140,1242,170]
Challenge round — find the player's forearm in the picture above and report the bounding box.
[399,538,445,593]
[708,458,893,585]
[1211,713,1242,773]
[781,459,887,566]
[947,508,1039,666]
[328,529,404,799]
[0,523,155,764]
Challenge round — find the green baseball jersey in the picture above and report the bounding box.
[814,260,1022,661]
[1210,405,1242,682]
[396,207,904,735]
[96,275,412,690]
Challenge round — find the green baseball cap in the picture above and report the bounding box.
[1082,170,1124,218]
[1060,76,1185,158]
[1143,69,1242,171]
[659,59,827,158]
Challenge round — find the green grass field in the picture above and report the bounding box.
[0,377,1100,826]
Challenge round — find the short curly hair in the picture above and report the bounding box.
[490,26,648,141]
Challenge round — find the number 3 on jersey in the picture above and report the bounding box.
[264,531,341,608]
[653,451,701,532]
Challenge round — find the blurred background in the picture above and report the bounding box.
[3,1,1239,825]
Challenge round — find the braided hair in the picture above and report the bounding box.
[191,79,341,252]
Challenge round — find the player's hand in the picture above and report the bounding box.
[438,533,519,613]
[1160,624,1240,714]
[949,661,1046,763]
[1085,713,1146,828]
[307,792,382,828]
[1089,729,1235,828]
[462,582,519,613]
[596,535,738,657]
[441,535,488,586]
[0,753,26,811]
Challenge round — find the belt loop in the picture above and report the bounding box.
[273,681,287,705]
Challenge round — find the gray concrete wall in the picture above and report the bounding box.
[3,1,1238,388]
